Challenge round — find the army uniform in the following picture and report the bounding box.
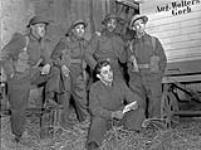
[51,22,94,126]
[87,79,145,147]
[127,32,167,118]
[0,29,60,139]
[87,15,127,80]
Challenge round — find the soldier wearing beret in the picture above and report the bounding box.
[87,14,127,81]
[0,16,60,142]
[51,19,95,129]
[127,15,167,119]
[86,60,145,150]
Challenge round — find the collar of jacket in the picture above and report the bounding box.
[69,34,85,42]
[102,29,116,38]
[28,33,41,42]
[134,32,148,40]
[100,79,113,87]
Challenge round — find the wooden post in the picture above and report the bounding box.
[89,0,95,33]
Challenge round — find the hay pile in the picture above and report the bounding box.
[1,115,201,150]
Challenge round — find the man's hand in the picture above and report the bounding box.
[111,110,124,120]
[123,101,138,114]
[61,65,70,77]
[129,55,135,62]
[10,73,14,78]
[41,64,51,75]
[129,55,139,72]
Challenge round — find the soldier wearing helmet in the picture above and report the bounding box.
[87,14,127,81]
[127,14,167,119]
[0,16,60,142]
[51,19,94,129]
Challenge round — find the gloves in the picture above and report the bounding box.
[61,65,70,77]
[111,110,124,120]
[130,55,139,72]
[41,64,51,75]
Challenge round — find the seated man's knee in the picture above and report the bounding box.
[87,141,99,150]
[123,108,145,131]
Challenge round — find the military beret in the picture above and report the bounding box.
[102,13,125,25]
[27,16,49,27]
[65,19,87,36]
[129,14,148,30]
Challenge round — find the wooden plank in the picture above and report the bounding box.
[161,32,201,44]
[149,28,201,41]
[146,9,201,28]
[165,46,201,57]
[149,25,201,39]
[163,39,201,50]
[141,0,176,7]
[167,56,201,63]
[157,39,201,62]
[166,51,201,58]
[167,54,201,61]
[146,6,201,21]
[174,111,201,117]
[93,0,104,30]
[140,1,201,63]
[115,0,139,10]
[140,0,201,14]
[164,59,201,75]
[141,5,201,15]
[142,5,201,17]
[162,74,201,83]
[140,0,170,13]
[166,50,201,62]
[146,17,201,33]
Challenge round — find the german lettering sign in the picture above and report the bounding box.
[156,0,201,15]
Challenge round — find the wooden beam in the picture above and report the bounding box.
[89,0,95,33]
[174,111,201,117]
[163,74,201,83]
[115,0,139,10]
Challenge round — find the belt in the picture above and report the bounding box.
[70,59,82,64]
[13,71,30,80]
[98,57,117,62]
[138,64,150,69]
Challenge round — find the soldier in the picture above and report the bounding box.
[51,19,94,129]
[127,15,167,118]
[0,16,60,142]
[87,14,127,81]
[87,60,145,150]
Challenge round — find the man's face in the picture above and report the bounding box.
[132,19,145,34]
[73,24,85,38]
[106,18,117,32]
[31,23,46,38]
[98,65,113,84]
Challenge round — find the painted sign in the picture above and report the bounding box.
[156,0,201,15]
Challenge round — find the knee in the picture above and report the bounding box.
[87,141,99,150]
[123,108,145,130]
[88,117,107,148]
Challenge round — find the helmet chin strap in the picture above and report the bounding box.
[30,29,42,41]
[136,30,145,39]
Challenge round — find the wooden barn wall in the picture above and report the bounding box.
[0,0,35,50]
[139,0,201,63]
[0,0,116,52]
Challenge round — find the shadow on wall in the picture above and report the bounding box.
[0,0,35,49]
